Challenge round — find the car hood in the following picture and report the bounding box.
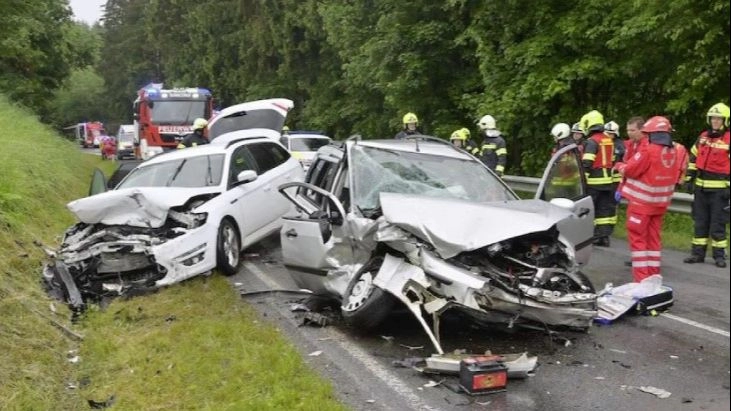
[379,192,574,258]
[67,187,220,228]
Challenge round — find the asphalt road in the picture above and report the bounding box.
[228,234,729,411]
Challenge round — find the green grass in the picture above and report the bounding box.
[0,95,344,410]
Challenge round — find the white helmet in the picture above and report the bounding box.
[604,121,620,137]
[478,114,497,130]
[550,123,571,142]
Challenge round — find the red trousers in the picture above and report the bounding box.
[626,205,664,282]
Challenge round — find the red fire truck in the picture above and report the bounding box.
[132,83,214,159]
[64,122,106,148]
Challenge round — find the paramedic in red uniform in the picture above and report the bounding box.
[613,116,682,282]
[683,103,731,268]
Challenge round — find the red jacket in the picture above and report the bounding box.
[688,130,730,189]
[617,141,681,215]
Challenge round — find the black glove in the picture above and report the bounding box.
[684,181,695,193]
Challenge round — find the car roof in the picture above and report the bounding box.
[349,138,475,161]
[141,134,275,165]
[287,133,331,140]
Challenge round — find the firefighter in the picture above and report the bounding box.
[547,123,581,199]
[449,129,467,148]
[581,110,616,247]
[605,121,625,189]
[683,102,731,268]
[613,116,682,282]
[178,118,209,148]
[461,127,481,156]
[395,112,421,139]
[571,122,585,150]
[477,114,507,176]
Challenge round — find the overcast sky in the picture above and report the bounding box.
[69,0,106,25]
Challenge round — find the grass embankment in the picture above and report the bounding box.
[0,96,344,410]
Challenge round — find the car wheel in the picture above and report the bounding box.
[341,256,396,329]
[216,218,240,276]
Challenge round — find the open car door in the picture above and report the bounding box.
[88,168,107,196]
[207,98,293,141]
[277,181,352,295]
[535,144,595,265]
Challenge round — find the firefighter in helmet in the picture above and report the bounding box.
[547,122,582,200]
[449,129,467,148]
[178,118,209,148]
[395,112,421,139]
[581,110,616,247]
[477,114,507,176]
[684,102,731,268]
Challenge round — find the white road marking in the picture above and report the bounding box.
[243,262,439,411]
[659,313,730,338]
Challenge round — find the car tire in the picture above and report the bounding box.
[216,218,240,276]
[341,256,396,330]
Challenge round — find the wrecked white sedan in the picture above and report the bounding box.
[45,98,304,310]
[278,136,597,353]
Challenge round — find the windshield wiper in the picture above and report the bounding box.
[166,160,187,186]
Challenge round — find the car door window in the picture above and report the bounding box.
[300,159,339,206]
[247,142,291,174]
[228,146,257,187]
[540,146,586,201]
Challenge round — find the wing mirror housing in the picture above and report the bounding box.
[236,170,258,184]
[549,197,576,212]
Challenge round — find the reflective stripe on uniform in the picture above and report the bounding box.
[625,178,675,194]
[695,178,729,188]
[691,145,699,156]
[632,260,661,267]
[583,153,596,161]
[587,176,614,185]
[631,251,662,258]
[711,239,729,248]
[496,165,505,172]
[622,186,673,203]
[692,237,709,245]
[495,148,507,156]
[594,216,617,225]
[708,142,730,150]
[481,144,497,150]
[687,163,697,171]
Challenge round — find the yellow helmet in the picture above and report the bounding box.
[460,127,471,139]
[402,112,418,126]
[707,103,730,127]
[450,129,467,141]
[579,110,604,135]
[193,118,208,130]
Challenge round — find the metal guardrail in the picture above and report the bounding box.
[502,175,693,214]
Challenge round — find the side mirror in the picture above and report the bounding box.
[550,197,576,212]
[327,197,344,226]
[236,170,258,184]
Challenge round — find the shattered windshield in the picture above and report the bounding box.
[117,154,225,188]
[351,145,516,210]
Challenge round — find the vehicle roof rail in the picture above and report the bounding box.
[223,136,266,148]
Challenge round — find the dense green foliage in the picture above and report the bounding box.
[3,0,729,174]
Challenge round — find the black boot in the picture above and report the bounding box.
[683,255,704,264]
[715,259,727,268]
[712,248,727,268]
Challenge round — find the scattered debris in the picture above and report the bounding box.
[308,350,323,357]
[459,356,507,395]
[423,379,444,388]
[611,360,632,369]
[381,335,395,342]
[681,397,693,403]
[568,360,584,366]
[365,399,375,403]
[164,315,176,322]
[49,303,57,314]
[290,303,310,312]
[637,386,671,399]
[301,312,330,327]
[423,352,537,379]
[399,344,424,350]
[669,355,679,359]
[68,356,80,364]
[234,282,243,287]
[88,395,116,409]
[317,337,333,342]
[594,376,605,380]
[392,357,425,369]
[609,348,627,354]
